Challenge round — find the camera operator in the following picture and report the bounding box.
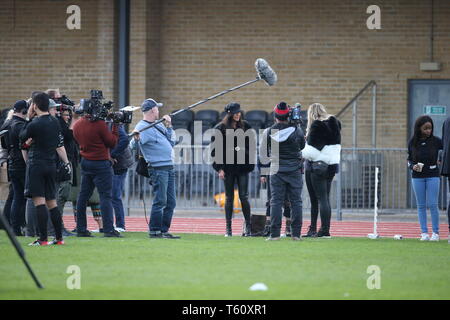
[0,101,28,235]
[72,95,121,238]
[259,102,305,241]
[20,92,71,246]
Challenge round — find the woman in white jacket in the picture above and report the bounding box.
[302,103,341,238]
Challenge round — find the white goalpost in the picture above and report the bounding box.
[368,167,380,239]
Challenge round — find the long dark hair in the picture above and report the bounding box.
[410,115,435,162]
[221,112,244,129]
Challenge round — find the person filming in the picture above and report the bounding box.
[259,102,305,241]
[72,92,121,238]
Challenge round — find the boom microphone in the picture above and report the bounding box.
[129,58,278,137]
[255,58,277,86]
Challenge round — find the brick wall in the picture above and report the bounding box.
[1,0,450,149]
[139,0,450,148]
[129,0,148,110]
[0,0,114,108]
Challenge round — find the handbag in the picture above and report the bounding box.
[135,155,150,178]
[311,160,329,177]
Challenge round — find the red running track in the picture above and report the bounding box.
[63,217,449,239]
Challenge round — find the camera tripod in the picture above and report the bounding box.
[0,211,44,289]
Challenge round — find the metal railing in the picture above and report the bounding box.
[123,147,448,218]
[335,80,377,148]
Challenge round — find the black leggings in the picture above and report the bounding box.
[224,172,251,223]
[305,169,334,231]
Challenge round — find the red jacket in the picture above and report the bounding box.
[73,117,118,161]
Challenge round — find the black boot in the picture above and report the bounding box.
[285,218,291,237]
[317,227,331,238]
[225,201,233,237]
[303,225,317,238]
[225,220,232,237]
[262,219,271,237]
[242,221,251,237]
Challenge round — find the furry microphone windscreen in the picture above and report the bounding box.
[255,58,277,86]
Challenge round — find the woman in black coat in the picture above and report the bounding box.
[211,102,255,237]
[302,103,341,238]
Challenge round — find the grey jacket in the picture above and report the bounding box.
[259,122,305,174]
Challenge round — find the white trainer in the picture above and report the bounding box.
[420,233,430,241]
[115,227,126,232]
[430,233,439,241]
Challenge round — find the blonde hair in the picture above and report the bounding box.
[6,109,14,120]
[45,88,60,99]
[306,103,330,136]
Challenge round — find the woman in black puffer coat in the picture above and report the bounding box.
[211,102,255,237]
[302,103,341,238]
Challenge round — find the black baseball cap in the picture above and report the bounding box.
[141,98,163,112]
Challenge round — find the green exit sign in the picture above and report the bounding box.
[424,105,446,115]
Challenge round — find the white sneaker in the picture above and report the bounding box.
[430,233,439,241]
[420,233,430,241]
[91,229,100,233]
[115,227,126,232]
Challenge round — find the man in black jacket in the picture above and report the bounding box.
[20,92,71,246]
[110,124,133,231]
[54,103,78,236]
[259,102,305,241]
[1,100,29,235]
[440,116,450,243]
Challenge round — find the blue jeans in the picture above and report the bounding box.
[148,168,176,234]
[112,171,127,229]
[76,159,115,233]
[411,177,440,234]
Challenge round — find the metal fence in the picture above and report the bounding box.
[123,147,448,216]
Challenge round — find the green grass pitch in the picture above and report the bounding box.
[1,232,449,300]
